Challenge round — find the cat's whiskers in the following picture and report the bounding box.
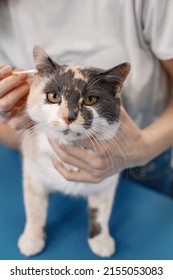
[17,117,131,176]
[93,117,134,153]
[83,123,117,171]
[90,124,130,171]
[91,130,117,173]
[9,117,36,145]
[89,126,120,173]
[107,135,129,170]
[51,120,61,127]
[66,119,130,171]
[111,120,137,173]
[114,117,135,140]
[22,122,48,141]
[93,135,126,173]
[93,123,130,157]
[92,111,129,134]
[83,129,108,172]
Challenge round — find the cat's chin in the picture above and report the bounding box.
[46,129,86,145]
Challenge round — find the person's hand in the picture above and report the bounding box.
[0,65,31,129]
[50,107,149,183]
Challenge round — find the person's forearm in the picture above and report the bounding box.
[142,98,173,163]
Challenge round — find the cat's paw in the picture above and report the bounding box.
[88,234,115,258]
[18,232,45,257]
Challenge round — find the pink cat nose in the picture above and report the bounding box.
[63,112,78,125]
[63,116,75,125]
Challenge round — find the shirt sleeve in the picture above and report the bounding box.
[142,0,173,60]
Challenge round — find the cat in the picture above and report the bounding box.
[18,45,130,258]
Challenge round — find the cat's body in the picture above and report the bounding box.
[18,46,130,258]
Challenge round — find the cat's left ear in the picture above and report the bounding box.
[33,45,58,75]
[101,62,131,94]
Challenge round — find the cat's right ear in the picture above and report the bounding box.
[33,45,58,75]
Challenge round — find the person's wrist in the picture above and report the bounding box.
[129,129,151,168]
[136,129,153,167]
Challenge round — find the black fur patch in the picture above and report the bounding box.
[88,207,102,239]
[81,106,93,129]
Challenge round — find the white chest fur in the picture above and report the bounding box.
[22,132,119,196]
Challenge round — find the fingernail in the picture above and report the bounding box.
[0,65,12,76]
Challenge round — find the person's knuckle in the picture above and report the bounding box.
[91,158,100,169]
[99,159,106,169]
[8,75,22,88]
[9,121,19,130]
[6,75,15,84]
[98,147,107,157]
[60,152,68,162]
[91,168,102,177]
[92,158,105,170]
[23,83,30,92]
[7,118,23,130]
[0,98,10,112]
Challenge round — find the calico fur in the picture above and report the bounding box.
[18,45,130,258]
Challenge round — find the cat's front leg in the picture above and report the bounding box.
[88,184,116,258]
[18,173,49,257]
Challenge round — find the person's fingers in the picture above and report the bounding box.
[0,82,29,112]
[0,65,12,80]
[0,73,28,98]
[75,137,99,151]
[52,147,93,173]
[50,140,104,169]
[50,141,108,180]
[52,160,103,183]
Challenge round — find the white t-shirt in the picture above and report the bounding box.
[0,0,173,128]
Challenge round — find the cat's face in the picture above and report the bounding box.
[27,46,130,143]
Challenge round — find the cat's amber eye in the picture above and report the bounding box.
[46,93,62,104]
[83,96,98,106]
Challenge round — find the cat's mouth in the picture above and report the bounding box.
[62,128,82,138]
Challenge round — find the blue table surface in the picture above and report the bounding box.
[0,144,173,260]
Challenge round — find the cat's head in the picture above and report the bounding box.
[27,45,130,143]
